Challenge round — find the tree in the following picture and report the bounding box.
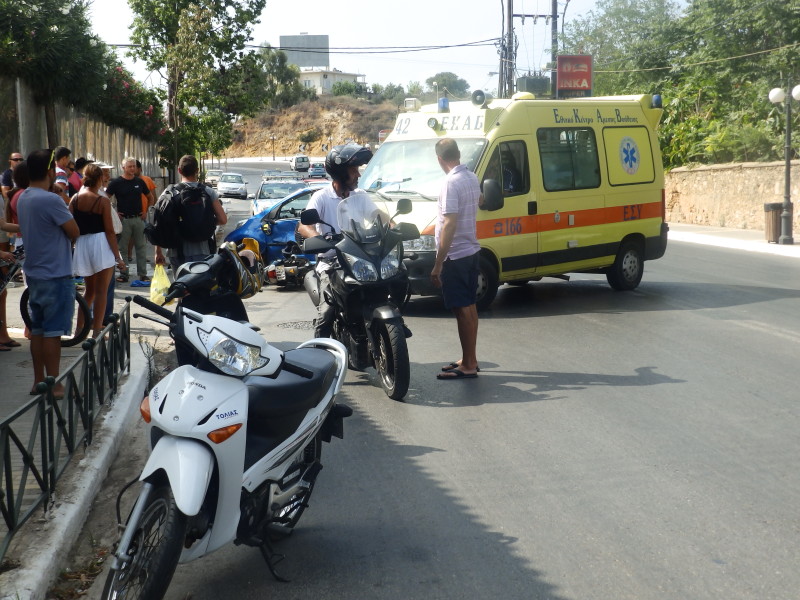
[127,0,268,172]
[425,72,470,99]
[257,45,316,109]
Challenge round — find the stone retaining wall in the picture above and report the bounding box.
[665,161,799,231]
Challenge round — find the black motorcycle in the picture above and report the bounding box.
[301,197,419,400]
[265,240,313,288]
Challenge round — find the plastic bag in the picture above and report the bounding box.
[149,263,174,305]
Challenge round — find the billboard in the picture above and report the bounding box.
[280,34,330,69]
[556,55,592,98]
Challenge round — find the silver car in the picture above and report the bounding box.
[217,172,248,199]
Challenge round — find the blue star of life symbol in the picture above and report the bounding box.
[620,137,640,174]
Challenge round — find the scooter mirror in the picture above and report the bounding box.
[300,208,320,225]
[395,197,412,215]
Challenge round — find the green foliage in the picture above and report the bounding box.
[0,0,165,140]
[299,128,321,143]
[332,80,368,98]
[561,0,800,168]
[425,72,470,98]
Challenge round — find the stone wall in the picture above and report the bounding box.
[665,161,800,231]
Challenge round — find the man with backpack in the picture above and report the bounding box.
[152,154,226,272]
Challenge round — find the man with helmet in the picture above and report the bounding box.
[298,142,410,339]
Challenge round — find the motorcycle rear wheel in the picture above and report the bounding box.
[102,484,187,600]
[374,320,410,400]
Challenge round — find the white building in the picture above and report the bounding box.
[299,68,366,96]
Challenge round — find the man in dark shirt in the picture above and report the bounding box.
[106,157,149,282]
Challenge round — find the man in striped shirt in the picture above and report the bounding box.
[431,138,481,380]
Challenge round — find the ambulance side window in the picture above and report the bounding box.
[537,128,600,192]
[481,141,529,197]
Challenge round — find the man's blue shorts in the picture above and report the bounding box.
[441,252,479,309]
[26,276,76,337]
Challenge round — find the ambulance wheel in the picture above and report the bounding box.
[607,240,644,291]
[475,255,498,311]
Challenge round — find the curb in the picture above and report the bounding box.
[0,349,148,600]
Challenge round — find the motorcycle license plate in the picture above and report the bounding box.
[276,265,286,281]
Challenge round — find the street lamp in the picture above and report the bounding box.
[433,81,438,105]
[769,82,800,245]
[269,135,276,161]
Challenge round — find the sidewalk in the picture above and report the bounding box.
[0,222,797,599]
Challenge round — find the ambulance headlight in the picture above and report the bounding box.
[403,234,436,252]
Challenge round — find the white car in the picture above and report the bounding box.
[205,169,223,188]
[216,172,248,199]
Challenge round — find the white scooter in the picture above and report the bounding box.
[102,293,350,600]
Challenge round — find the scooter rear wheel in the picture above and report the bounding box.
[102,483,187,600]
[374,320,410,401]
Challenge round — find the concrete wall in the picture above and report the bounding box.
[1,78,163,186]
[665,161,800,232]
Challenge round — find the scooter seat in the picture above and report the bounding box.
[245,348,337,421]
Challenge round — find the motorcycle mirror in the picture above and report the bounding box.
[394,197,412,216]
[300,208,320,225]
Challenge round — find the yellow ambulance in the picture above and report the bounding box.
[359,92,668,309]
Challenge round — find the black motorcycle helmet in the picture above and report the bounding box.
[325,142,373,186]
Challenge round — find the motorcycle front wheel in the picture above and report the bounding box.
[374,320,410,401]
[102,484,188,600]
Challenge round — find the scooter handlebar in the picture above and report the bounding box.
[132,294,174,320]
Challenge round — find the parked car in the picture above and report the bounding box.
[308,162,327,178]
[205,169,223,187]
[216,172,248,199]
[226,184,326,265]
[250,179,309,215]
[261,169,303,181]
[289,155,310,172]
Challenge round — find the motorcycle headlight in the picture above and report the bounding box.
[380,245,401,279]
[199,328,269,376]
[403,234,436,252]
[343,252,378,282]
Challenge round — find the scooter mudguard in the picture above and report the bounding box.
[371,304,403,321]
[140,436,214,517]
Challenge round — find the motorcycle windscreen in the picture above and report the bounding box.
[337,191,386,243]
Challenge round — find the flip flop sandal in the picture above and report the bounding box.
[441,362,480,372]
[0,340,21,347]
[436,368,478,380]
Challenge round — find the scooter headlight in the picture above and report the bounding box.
[199,328,269,376]
[380,245,401,279]
[343,252,378,282]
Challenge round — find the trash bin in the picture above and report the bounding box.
[764,202,784,243]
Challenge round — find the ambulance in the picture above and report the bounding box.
[359,92,668,309]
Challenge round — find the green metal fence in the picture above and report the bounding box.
[0,303,131,562]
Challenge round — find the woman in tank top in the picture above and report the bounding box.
[70,164,126,337]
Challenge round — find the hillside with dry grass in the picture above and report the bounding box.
[228,96,399,158]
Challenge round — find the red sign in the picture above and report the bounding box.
[557,55,593,94]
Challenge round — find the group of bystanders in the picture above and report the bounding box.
[0,148,158,398]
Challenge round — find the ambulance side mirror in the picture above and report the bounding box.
[481,179,504,211]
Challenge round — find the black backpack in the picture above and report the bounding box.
[144,183,216,249]
[144,186,182,249]
[174,183,216,243]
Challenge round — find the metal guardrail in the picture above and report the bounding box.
[0,302,131,562]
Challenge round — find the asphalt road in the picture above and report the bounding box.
[84,201,800,600]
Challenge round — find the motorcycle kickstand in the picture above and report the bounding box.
[259,539,290,583]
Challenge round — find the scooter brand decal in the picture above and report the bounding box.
[216,410,239,420]
[190,382,207,390]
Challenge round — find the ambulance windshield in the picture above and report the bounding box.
[361,138,486,198]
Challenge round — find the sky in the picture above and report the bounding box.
[90,0,599,95]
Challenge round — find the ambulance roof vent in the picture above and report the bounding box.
[512,92,536,101]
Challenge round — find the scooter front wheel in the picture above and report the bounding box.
[102,483,187,600]
[374,320,410,401]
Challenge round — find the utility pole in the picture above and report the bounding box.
[499,0,560,97]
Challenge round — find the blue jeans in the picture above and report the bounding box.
[26,276,75,337]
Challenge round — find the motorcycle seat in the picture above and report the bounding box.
[245,348,337,422]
